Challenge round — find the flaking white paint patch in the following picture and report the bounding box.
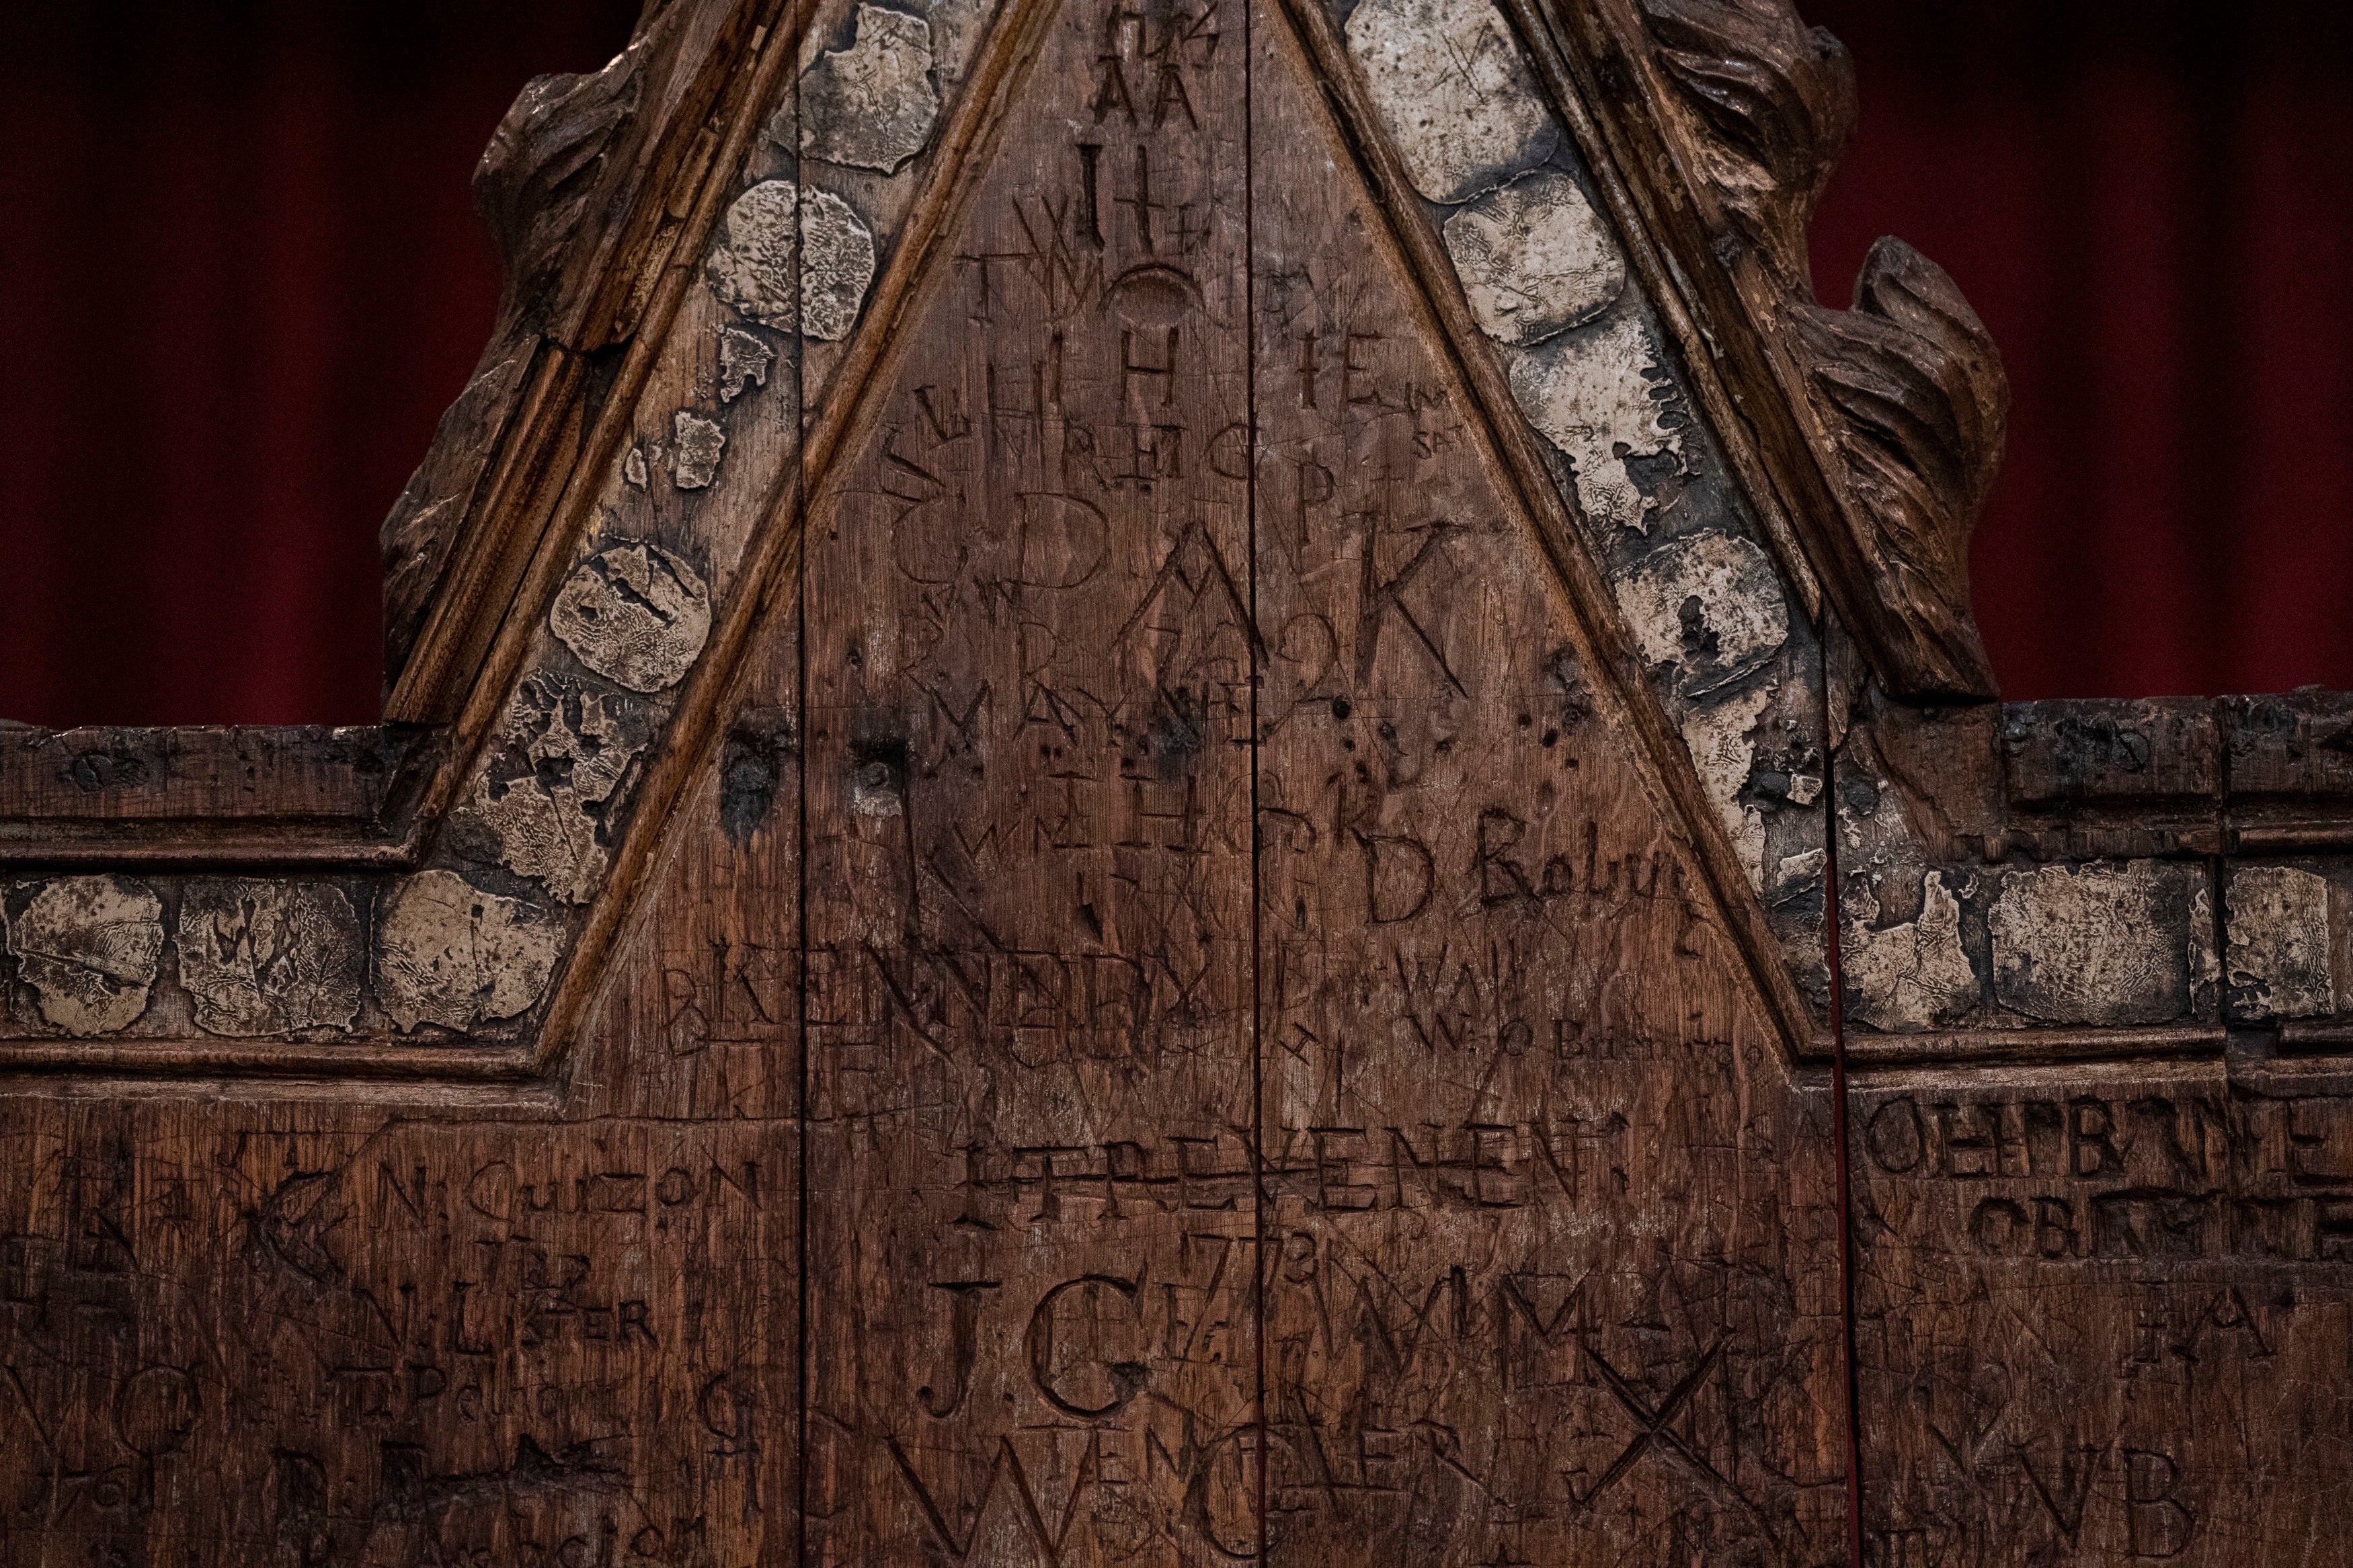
[2227,865,2335,1018]
[551,542,712,693]
[1775,848,1825,893]
[924,0,991,82]
[6,876,163,1036]
[375,870,561,1034]
[799,5,941,174]
[1616,531,1788,692]
[800,188,878,341]
[1844,873,1979,1032]
[1442,171,1624,347]
[460,682,647,904]
[1681,684,1773,886]
[851,759,904,818]
[672,411,727,490]
[707,180,800,328]
[1989,861,2190,1025]
[1507,311,1683,534]
[176,880,362,1036]
[717,326,775,403]
[705,180,877,342]
[1344,0,1560,204]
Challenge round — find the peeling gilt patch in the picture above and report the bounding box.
[799,188,879,341]
[705,179,877,343]
[1443,171,1625,346]
[2227,865,2335,1019]
[175,880,362,1036]
[1680,684,1773,884]
[672,411,727,490]
[1989,861,2192,1026]
[707,180,801,327]
[1345,0,1560,204]
[717,326,776,403]
[550,542,713,693]
[800,5,941,175]
[457,677,651,904]
[1617,531,1788,695]
[375,870,561,1034]
[1507,311,1684,534]
[923,0,992,82]
[1845,873,1979,1032]
[5,876,163,1036]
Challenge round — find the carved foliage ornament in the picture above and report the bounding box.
[1797,237,2009,692]
[1637,0,1856,279]
[1632,0,2005,700]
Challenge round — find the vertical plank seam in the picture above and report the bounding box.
[792,44,813,1566]
[1243,0,1271,1554]
[2214,696,2235,1069]
[1821,650,1864,1568]
[528,0,1058,1078]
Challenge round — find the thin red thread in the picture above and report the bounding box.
[1821,675,1866,1568]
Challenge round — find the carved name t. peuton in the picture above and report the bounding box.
[1,0,2348,1561]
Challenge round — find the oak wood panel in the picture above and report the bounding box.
[798,0,1263,1557]
[1850,1059,2353,1566]
[1250,6,1847,1557]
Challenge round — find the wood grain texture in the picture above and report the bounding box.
[797,0,1263,1553]
[1251,6,1846,1557]
[1850,1058,2353,1565]
[1277,0,1834,1058]
[1535,0,2004,702]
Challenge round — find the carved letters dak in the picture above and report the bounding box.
[0,0,2344,1562]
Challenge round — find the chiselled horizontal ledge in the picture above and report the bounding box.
[1864,690,2353,864]
[2227,820,2353,854]
[0,724,415,822]
[2276,1020,2353,1053]
[0,1072,565,1114]
[0,722,452,868]
[0,1038,538,1082]
[0,822,420,870]
[1841,1025,2227,1071]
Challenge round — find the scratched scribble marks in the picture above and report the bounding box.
[1853,1075,2353,1565]
[1248,3,1846,1562]
[799,0,1258,1559]
[0,1113,792,1565]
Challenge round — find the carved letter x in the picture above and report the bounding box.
[1567,1338,1733,1512]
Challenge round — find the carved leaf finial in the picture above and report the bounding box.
[1798,237,2008,699]
[1636,0,1857,280]
[473,48,647,328]
[383,28,655,687]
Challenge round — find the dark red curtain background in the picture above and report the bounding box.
[0,1,641,726]
[1804,0,2353,702]
[2,1,2349,723]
